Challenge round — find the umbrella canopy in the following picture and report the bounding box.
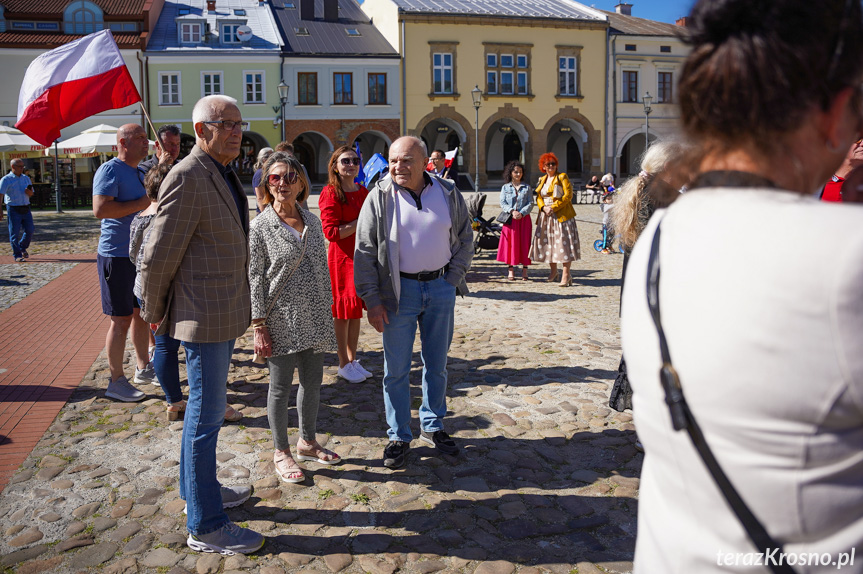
[48,124,155,158]
[0,125,47,156]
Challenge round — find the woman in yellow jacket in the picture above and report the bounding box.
[529,152,581,286]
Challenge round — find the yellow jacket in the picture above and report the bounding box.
[535,172,576,222]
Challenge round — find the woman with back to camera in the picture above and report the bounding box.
[249,152,340,484]
[620,1,863,571]
[528,152,580,287]
[496,160,532,280]
[318,145,372,384]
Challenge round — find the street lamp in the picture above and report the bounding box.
[471,85,482,193]
[642,91,653,149]
[278,80,289,143]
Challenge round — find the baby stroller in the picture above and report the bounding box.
[466,192,501,255]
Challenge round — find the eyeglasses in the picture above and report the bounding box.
[545,162,557,167]
[431,156,444,161]
[340,157,361,166]
[268,172,299,186]
[202,120,249,132]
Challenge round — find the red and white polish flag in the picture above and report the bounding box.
[16,30,141,146]
[425,149,458,171]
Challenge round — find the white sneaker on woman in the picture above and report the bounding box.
[352,359,373,378]
[337,362,366,383]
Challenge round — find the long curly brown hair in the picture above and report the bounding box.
[326,145,359,204]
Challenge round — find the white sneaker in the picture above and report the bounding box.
[352,359,373,378]
[337,362,366,383]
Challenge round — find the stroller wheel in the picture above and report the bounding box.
[593,239,604,252]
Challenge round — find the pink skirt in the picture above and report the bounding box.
[497,215,532,266]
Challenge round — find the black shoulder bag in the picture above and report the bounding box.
[645,221,796,574]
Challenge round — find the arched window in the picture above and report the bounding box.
[63,1,103,34]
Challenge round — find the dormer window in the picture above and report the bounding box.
[233,9,245,16]
[63,0,104,34]
[222,23,240,43]
[295,26,309,36]
[345,28,360,36]
[180,22,202,43]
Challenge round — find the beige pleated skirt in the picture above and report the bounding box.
[529,212,581,263]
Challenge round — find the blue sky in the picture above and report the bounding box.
[587,0,695,23]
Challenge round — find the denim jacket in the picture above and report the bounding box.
[500,182,533,216]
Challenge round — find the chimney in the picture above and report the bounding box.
[206,0,216,12]
[615,3,632,16]
[675,16,688,27]
[323,0,338,22]
[300,0,314,20]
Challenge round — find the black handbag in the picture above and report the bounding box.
[645,220,796,574]
[496,210,513,225]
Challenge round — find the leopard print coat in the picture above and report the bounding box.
[249,205,336,356]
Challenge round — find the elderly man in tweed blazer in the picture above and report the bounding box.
[139,95,263,555]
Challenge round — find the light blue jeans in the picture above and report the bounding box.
[381,276,455,442]
[180,339,234,535]
[154,333,183,404]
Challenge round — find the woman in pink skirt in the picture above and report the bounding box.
[496,161,533,280]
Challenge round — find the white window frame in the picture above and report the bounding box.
[622,69,639,103]
[517,71,528,95]
[244,70,266,104]
[486,54,497,68]
[180,22,201,43]
[517,54,528,68]
[500,54,514,68]
[657,70,673,103]
[201,71,223,97]
[500,71,514,95]
[221,23,240,43]
[559,56,577,96]
[432,52,453,95]
[486,71,497,95]
[159,72,181,106]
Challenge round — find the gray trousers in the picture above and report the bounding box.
[267,349,323,450]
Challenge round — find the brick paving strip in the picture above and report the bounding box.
[0,254,108,491]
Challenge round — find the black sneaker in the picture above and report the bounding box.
[383,440,410,468]
[420,430,459,456]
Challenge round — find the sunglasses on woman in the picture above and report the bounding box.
[340,157,361,166]
[268,172,299,186]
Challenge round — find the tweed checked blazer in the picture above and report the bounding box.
[139,145,251,343]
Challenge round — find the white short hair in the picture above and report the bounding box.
[192,95,239,125]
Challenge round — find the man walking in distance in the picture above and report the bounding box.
[140,95,263,555]
[1,159,35,262]
[139,124,182,176]
[354,136,474,469]
[93,124,155,402]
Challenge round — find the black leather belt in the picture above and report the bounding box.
[400,265,448,281]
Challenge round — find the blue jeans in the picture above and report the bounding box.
[7,207,34,259]
[381,276,455,442]
[180,339,234,535]
[154,333,183,404]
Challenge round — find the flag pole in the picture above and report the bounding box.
[53,141,62,214]
[139,102,164,154]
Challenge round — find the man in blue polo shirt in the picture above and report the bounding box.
[93,124,154,402]
[1,159,35,262]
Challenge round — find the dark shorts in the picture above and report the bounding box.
[98,254,139,317]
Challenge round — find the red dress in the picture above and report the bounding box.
[318,184,370,319]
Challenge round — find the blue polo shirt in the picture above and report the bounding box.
[93,158,145,257]
[1,172,32,206]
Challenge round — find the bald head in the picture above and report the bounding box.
[389,136,429,191]
[117,123,149,166]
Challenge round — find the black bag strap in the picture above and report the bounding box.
[645,221,796,574]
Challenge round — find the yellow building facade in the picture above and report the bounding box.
[362,0,609,187]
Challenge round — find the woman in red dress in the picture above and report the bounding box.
[318,146,372,384]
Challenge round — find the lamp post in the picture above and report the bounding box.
[278,80,289,143]
[471,85,482,193]
[642,91,653,150]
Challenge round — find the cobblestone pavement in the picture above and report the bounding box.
[0,202,638,574]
